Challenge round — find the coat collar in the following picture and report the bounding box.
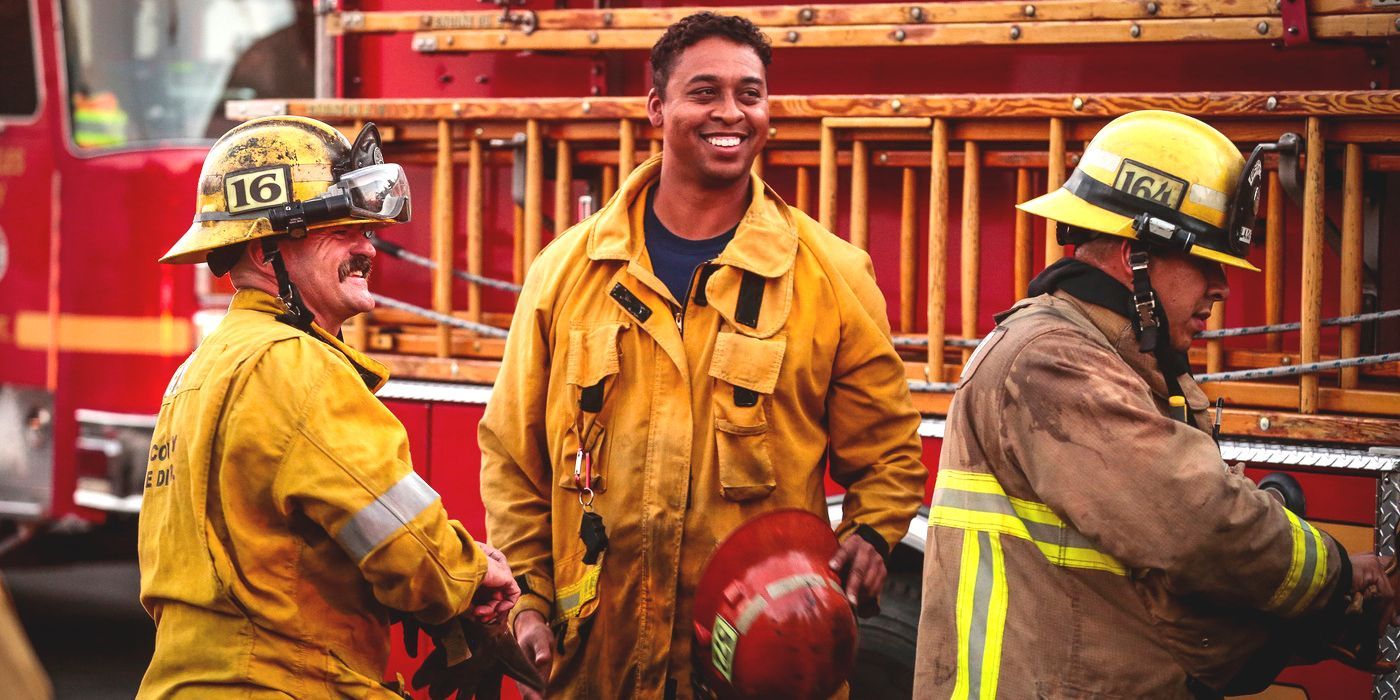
[585,154,799,279]
[229,289,390,393]
[1054,291,1208,410]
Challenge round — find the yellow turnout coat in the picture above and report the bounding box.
[480,156,926,697]
[138,290,489,698]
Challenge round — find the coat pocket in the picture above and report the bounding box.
[709,332,786,502]
[557,322,626,493]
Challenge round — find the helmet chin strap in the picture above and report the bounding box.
[1127,240,1164,355]
[260,237,314,331]
[1126,239,1192,421]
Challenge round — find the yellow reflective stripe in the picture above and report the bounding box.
[952,530,1008,700]
[932,505,1032,541]
[1008,496,1063,527]
[937,469,1006,495]
[554,565,601,620]
[931,506,1126,575]
[1287,515,1331,616]
[982,534,1008,700]
[1266,508,1311,612]
[932,470,1127,576]
[937,470,1072,528]
[1306,523,1330,608]
[952,530,979,700]
[1032,540,1127,575]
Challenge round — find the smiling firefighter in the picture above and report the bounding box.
[479,13,925,699]
[136,116,535,699]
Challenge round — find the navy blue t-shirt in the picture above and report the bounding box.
[644,187,736,305]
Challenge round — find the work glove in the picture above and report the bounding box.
[411,616,546,700]
[392,610,425,658]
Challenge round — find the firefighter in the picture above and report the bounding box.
[138,116,520,698]
[71,88,128,149]
[479,12,926,698]
[913,110,1400,698]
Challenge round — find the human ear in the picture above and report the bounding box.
[1116,239,1137,277]
[646,87,664,128]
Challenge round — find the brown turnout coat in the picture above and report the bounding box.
[914,292,1346,699]
[480,156,926,698]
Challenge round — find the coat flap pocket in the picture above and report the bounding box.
[566,322,626,388]
[708,332,785,395]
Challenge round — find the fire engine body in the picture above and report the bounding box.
[3,0,1400,696]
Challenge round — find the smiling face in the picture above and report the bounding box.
[647,36,770,190]
[278,225,377,333]
[1149,249,1231,352]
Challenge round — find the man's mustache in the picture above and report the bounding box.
[338,254,373,282]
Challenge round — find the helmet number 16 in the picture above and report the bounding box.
[224,166,292,214]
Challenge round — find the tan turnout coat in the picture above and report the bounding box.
[914,292,1346,699]
[480,155,926,698]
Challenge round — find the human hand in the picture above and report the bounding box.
[471,543,520,624]
[1350,553,1400,627]
[410,616,546,700]
[512,610,555,700]
[829,535,886,618]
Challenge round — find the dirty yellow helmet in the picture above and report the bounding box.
[161,116,410,271]
[1018,110,1264,272]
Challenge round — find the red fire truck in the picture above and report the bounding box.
[4,0,1400,697]
[0,0,320,534]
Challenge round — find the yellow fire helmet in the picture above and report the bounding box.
[160,115,411,272]
[1018,110,1264,272]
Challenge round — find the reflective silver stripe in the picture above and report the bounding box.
[966,531,995,700]
[937,490,1098,553]
[1278,523,1321,614]
[932,485,1124,575]
[1188,182,1229,213]
[732,573,846,634]
[734,592,769,634]
[953,529,1008,700]
[1080,148,1122,173]
[764,573,831,601]
[557,589,583,616]
[335,471,440,561]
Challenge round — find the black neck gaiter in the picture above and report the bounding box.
[1026,257,1192,386]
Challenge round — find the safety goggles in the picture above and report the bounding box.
[322,163,412,223]
[198,161,413,232]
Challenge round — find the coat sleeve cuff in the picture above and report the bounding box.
[508,590,554,628]
[848,523,892,561]
[1321,533,1353,616]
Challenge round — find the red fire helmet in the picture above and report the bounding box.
[691,509,858,699]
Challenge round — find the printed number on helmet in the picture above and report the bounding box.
[1114,159,1187,210]
[225,166,292,213]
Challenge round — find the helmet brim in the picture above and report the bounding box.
[693,509,839,628]
[1018,188,1260,272]
[1017,187,1136,238]
[159,216,386,265]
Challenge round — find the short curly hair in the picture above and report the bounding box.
[650,12,772,99]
